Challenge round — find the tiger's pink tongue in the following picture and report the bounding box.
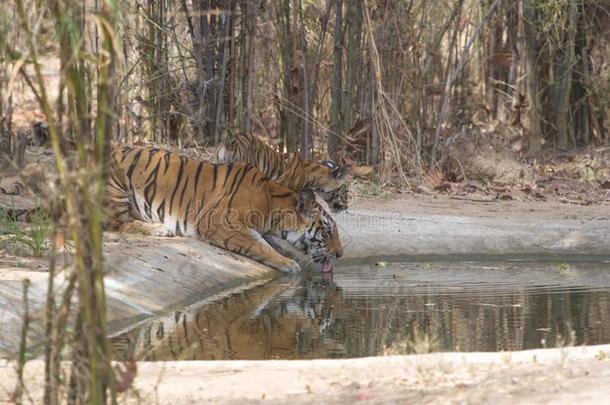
[322,260,333,273]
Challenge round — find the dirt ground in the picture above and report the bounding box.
[1,345,609,404]
[354,192,609,221]
[125,346,610,404]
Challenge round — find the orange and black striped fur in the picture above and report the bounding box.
[216,133,350,212]
[108,146,343,273]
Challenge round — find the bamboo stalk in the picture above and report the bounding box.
[15,0,118,402]
[13,278,31,405]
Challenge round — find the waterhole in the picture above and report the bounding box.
[112,255,610,360]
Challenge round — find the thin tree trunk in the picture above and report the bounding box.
[214,5,233,145]
[228,1,237,126]
[157,0,168,142]
[298,0,310,158]
[329,0,343,158]
[522,0,543,153]
[239,0,255,133]
[343,0,363,137]
[554,1,577,149]
[145,0,157,141]
[307,0,333,156]
[274,0,299,153]
[506,0,520,124]
[572,1,592,145]
[369,63,379,165]
[203,0,217,140]
[485,0,501,117]
[181,0,207,140]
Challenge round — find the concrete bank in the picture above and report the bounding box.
[0,234,277,356]
[337,197,610,258]
[1,196,609,356]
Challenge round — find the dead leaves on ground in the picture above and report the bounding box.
[421,176,607,206]
[424,146,610,205]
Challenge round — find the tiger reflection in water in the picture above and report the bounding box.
[112,273,344,361]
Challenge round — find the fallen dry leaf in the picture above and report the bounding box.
[356,391,372,401]
[434,182,452,192]
[425,170,445,188]
[352,165,374,179]
[497,193,514,201]
[114,361,137,393]
[0,182,23,196]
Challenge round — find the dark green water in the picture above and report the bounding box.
[112,257,610,360]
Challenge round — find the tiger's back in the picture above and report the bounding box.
[109,146,272,237]
[217,133,350,212]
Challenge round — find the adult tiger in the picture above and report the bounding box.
[216,132,350,212]
[108,146,343,273]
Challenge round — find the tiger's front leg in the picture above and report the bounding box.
[202,227,300,273]
[116,220,176,237]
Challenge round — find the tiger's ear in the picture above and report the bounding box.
[296,188,317,218]
[323,159,351,179]
[331,164,351,179]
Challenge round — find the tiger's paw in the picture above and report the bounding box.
[275,258,301,273]
[120,221,175,237]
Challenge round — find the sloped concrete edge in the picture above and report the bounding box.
[337,209,610,258]
[0,233,277,356]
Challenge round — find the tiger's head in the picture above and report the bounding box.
[316,160,351,213]
[278,188,343,273]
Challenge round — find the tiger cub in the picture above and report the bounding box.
[108,146,343,273]
[216,132,350,212]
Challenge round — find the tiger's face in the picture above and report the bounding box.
[318,160,350,213]
[280,188,343,272]
[319,182,349,213]
[300,208,343,273]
